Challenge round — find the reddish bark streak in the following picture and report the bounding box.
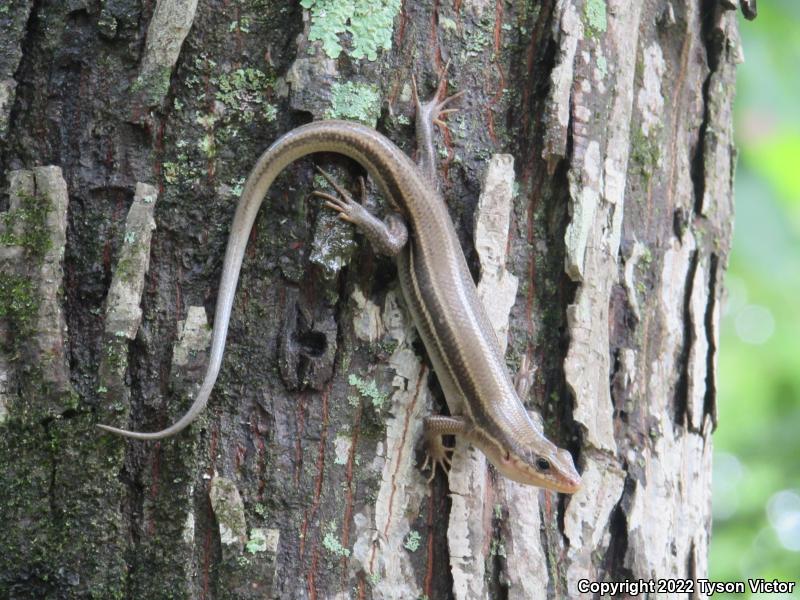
[201,502,213,600]
[234,5,243,58]
[486,103,497,145]
[524,172,542,334]
[359,365,427,598]
[251,411,268,499]
[300,385,330,588]
[397,0,408,45]
[294,392,306,487]
[365,366,428,585]
[423,489,435,597]
[102,240,111,274]
[235,443,246,472]
[339,402,363,592]
[481,472,496,555]
[430,0,442,67]
[247,218,259,259]
[175,262,183,321]
[486,0,506,144]
[521,33,536,139]
[382,365,427,540]
[307,547,320,600]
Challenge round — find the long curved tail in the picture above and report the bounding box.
[97,120,424,439]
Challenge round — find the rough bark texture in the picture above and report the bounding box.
[0,0,739,598]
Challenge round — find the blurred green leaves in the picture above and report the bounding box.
[742,132,800,208]
[711,0,800,592]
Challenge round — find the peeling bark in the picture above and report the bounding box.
[0,0,737,597]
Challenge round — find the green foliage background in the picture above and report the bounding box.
[710,1,800,593]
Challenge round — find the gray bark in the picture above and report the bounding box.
[0,0,739,598]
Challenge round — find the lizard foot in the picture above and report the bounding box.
[421,436,455,484]
[411,60,465,132]
[312,165,409,256]
[312,167,370,226]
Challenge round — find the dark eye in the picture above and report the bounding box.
[535,457,551,472]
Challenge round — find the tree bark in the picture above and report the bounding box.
[0,0,739,598]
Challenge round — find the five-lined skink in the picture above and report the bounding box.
[97,81,581,493]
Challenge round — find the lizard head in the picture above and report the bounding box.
[496,442,581,493]
[479,431,582,493]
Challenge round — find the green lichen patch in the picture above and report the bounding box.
[160,139,197,186]
[348,373,388,409]
[403,529,421,552]
[325,81,381,126]
[322,522,350,557]
[228,15,253,33]
[130,65,174,106]
[301,0,401,61]
[214,67,276,124]
[630,126,662,181]
[0,189,52,260]
[596,55,608,79]
[462,12,495,58]
[0,416,128,598]
[489,538,507,558]
[209,476,247,547]
[163,59,278,189]
[245,528,268,554]
[0,274,39,338]
[584,0,607,37]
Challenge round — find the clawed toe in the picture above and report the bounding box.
[315,166,353,199]
[422,443,455,483]
[438,89,465,108]
[311,190,340,204]
[412,64,464,133]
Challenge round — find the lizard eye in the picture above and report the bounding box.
[535,457,551,472]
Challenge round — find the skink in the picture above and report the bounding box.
[98,82,582,494]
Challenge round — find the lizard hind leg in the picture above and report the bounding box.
[312,166,408,256]
[411,72,465,128]
[411,63,465,184]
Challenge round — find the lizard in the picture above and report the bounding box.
[97,75,582,494]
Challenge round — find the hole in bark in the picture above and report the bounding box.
[609,348,629,422]
[692,0,726,216]
[296,330,326,357]
[703,254,719,426]
[675,250,699,427]
[602,476,636,584]
[487,502,510,600]
[687,539,698,583]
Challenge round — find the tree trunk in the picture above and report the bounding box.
[0,0,739,598]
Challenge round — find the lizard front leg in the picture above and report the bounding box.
[421,415,472,483]
[313,167,408,256]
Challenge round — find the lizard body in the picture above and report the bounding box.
[98,86,581,494]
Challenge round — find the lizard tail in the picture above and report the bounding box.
[97,121,422,440]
